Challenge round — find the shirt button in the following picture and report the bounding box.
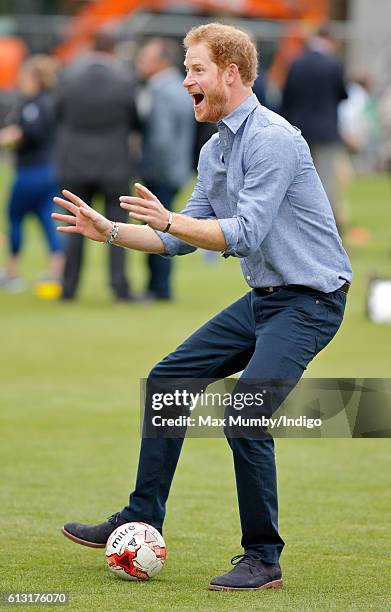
[246,275,251,280]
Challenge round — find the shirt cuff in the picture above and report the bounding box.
[155,230,198,257]
[154,230,180,257]
[217,217,239,258]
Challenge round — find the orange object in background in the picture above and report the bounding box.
[0,37,28,90]
[55,0,329,63]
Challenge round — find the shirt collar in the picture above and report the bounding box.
[218,93,259,134]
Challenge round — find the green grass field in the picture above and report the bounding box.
[0,161,390,611]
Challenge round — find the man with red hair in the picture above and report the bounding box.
[55,23,351,591]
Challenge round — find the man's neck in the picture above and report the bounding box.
[223,88,253,118]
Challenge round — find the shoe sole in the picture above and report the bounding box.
[208,579,283,592]
[61,527,106,549]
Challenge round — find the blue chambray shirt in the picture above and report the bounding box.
[156,94,352,293]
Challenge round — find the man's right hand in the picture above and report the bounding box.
[52,190,112,242]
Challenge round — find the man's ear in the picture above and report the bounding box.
[225,63,239,85]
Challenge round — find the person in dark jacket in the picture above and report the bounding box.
[0,54,63,292]
[281,27,348,233]
[135,38,194,300]
[55,30,139,301]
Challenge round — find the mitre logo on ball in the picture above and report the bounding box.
[105,522,166,581]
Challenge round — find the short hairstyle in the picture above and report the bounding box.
[143,38,180,67]
[94,28,116,53]
[184,23,258,86]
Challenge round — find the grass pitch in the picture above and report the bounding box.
[0,163,390,611]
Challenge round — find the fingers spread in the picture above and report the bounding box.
[79,207,94,218]
[126,205,153,217]
[51,213,76,224]
[53,196,78,214]
[62,189,88,208]
[120,196,155,210]
[134,183,158,202]
[56,225,80,233]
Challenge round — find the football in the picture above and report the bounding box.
[105,522,166,581]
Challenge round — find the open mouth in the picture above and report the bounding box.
[192,93,205,108]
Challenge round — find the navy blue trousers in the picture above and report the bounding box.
[146,182,178,299]
[121,286,346,562]
[8,162,62,255]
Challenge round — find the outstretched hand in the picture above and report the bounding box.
[119,183,171,231]
[52,190,112,242]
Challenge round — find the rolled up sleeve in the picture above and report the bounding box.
[220,125,299,258]
[156,230,196,257]
[217,218,240,257]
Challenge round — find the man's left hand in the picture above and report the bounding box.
[120,184,171,231]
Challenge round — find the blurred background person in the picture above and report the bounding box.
[0,54,63,293]
[135,38,195,301]
[55,28,139,301]
[281,26,348,235]
[339,74,381,174]
[378,83,391,177]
